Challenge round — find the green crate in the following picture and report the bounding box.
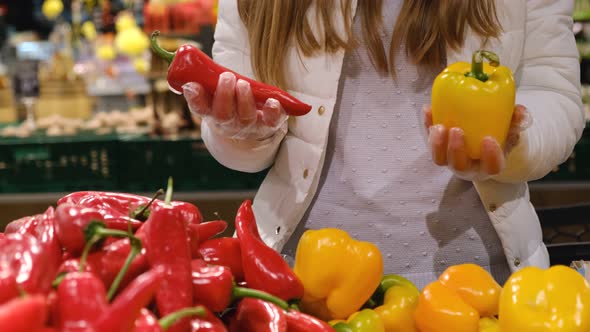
[117,135,267,192]
[0,132,120,193]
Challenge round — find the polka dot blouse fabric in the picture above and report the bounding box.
[281,0,511,288]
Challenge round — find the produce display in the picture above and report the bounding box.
[1,178,590,332]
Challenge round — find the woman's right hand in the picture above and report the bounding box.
[182,72,287,140]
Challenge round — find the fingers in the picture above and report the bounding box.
[423,106,433,128]
[481,137,505,175]
[429,124,448,166]
[447,128,470,172]
[182,82,212,116]
[235,79,257,125]
[260,98,284,127]
[504,105,530,153]
[212,72,237,121]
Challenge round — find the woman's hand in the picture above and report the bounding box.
[182,72,287,140]
[423,105,531,177]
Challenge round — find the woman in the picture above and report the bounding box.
[181,0,584,287]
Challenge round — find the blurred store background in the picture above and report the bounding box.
[0,0,589,252]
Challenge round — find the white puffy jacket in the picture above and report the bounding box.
[202,0,585,272]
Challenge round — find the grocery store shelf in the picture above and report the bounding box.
[0,190,257,204]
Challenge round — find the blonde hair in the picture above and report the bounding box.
[237,0,501,88]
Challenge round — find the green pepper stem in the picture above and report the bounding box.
[130,188,165,226]
[159,306,206,330]
[79,234,102,272]
[164,177,173,206]
[52,272,68,288]
[465,50,500,82]
[106,237,142,301]
[232,286,290,311]
[150,31,175,64]
[80,222,142,273]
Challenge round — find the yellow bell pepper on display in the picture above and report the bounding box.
[371,275,419,332]
[479,317,500,332]
[499,265,590,331]
[414,264,501,332]
[431,50,516,159]
[330,309,386,332]
[293,228,383,320]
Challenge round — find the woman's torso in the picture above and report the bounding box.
[281,0,511,288]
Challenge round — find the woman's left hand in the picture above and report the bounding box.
[423,104,531,176]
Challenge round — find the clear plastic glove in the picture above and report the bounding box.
[182,72,288,140]
[423,104,532,181]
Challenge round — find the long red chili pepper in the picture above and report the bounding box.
[136,309,163,332]
[235,200,304,302]
[74,221,143,301]
[92,267,166,332]
[0,233,55,297]
[191,259,289,313]
[4,215,35,234]
[55,203,105,256]
[56,272,108,331]
[229,298,288,332]
[0,295,47,332]
[285,310,335,332]
[135,307,208,332]
[14,207,62,292]
[198,237,244,282]
[192,220,227,244]
[144,178,194,332]
[190,307,228,332]
[150,31,312,117]
[86,238,148,291]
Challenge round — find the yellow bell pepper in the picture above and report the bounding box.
[414,264,501,332]
[499,265,590,331]
[371,275,419,332]
[293,228,383,321]
[431,50,516,159]
[330,309,386,332]
[479,317,500,332]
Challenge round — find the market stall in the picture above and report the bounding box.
[2,1,590,331]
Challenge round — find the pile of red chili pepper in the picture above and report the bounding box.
[0,178,334,332]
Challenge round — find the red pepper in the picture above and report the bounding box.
[190,307,228,332]
[45,291,60,328]
[0,273,18,305]
[56,272,108,331]
[136,309,162,332]
[55,204,105,256]
[13,208,62,290]
[150,31,312,117]
[0,233,56,296]
[144,179,193,332]
[58,192,144,231]
[191,259,289,313]
[0,295,47,332]
[199,237,244,282]
[86,238,148,290]
[192,220,227,245]
[136,307,209,332]
[4,215,35,234]
[229,298,288,332]
[235,200,304,302]
[285,310,335,332]
[92,267,165,332]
